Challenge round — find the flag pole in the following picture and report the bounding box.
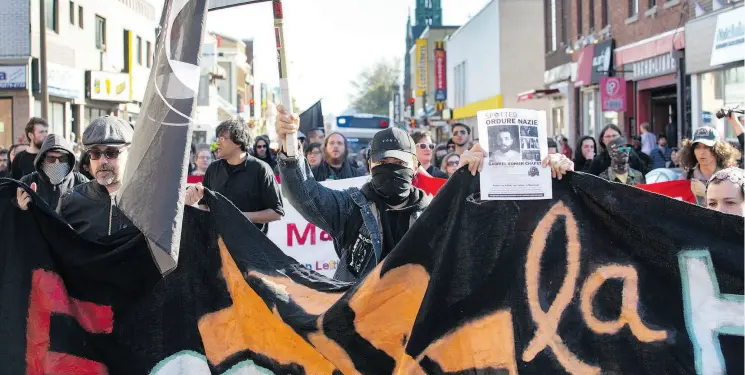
[272,0,297,156]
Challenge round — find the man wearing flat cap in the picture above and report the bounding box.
[58,116,135,241]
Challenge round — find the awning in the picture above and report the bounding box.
[517,89,560,102]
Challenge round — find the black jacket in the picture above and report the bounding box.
[58,181,134,241]
[311,159,364,182]
[20,134,88,210]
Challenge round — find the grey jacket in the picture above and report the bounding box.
[278,154,426,282]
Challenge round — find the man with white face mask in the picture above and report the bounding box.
[15,134,88,211]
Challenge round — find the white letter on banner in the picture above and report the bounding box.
[678,250,744,375]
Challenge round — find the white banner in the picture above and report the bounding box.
[267,176,368,278]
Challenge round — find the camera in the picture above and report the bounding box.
[715,109,728,120]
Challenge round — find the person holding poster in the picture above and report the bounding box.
[477,109,560,200]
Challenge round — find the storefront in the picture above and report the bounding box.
[574,39,616,139]
[0,64,28,146]
[685,5,745,141]
[85,70,130,126]
[518,61,577,144]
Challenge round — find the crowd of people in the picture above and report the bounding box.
[2,106,743,281]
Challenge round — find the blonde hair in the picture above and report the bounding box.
[440,152,460,176]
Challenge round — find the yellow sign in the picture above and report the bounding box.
[415,39,428,97]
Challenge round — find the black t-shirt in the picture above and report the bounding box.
[200,155,284,233]
[380,207,412,260]
[11,150,38,180]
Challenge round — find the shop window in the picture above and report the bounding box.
[583,91,597,138]
[551,106,566,137]
[700,66,745,140]
[50,102,64,136]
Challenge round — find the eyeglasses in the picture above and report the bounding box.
[446,160,460,167]
[454,130,468,136]
[309,150,322,156]
[417,143,435,150]
[89,147,126,160]
[44,155,69,164]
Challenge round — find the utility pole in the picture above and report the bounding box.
[40,0,50,119]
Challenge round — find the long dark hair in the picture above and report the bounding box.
[574,136,596,167]
[597,124,623,152]
[323,132,350,161]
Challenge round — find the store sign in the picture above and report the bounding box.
[590,39,615,85]
[710,7,745,66]
[47,63,84,99]
[574,46,595,87]
[87,71,130,102]
[0,65,26,89]
[600,77,626,112]
[625,53,677,81]
[416,39,428,97]
[434,48,447,102]
[544,62,574,85]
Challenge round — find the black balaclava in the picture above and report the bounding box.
[370,164,414,206]
[607,136,630,175]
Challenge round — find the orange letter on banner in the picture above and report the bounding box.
[580,265,667,342]
[522,202,600,375]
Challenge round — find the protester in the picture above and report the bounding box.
[57,116,135,240]
[434,143,448,168]
[630,135,652,170]
[573,135,596,172]
[15,134,88,211]
[589,124,646,175]
[670,147,681,169]
[639,122,656,156]
[451,123,472,154]
[253,135,277,171]
[559,136,572,159]
[8,143,28,165]
[411,131,448,178]
[446,138,456,154]
[649,134,673,169]
[440,152,460,178]
[11,117,49,180]
[599,136,645,186]
[547,138,558,154]
[275,105,574,282]
[187,143,197,175]
[306,127,325,146]
[192,147,212,176]
[185,119,284,235]
[706,167,745,216]
[311,132,364,182]
[677,126,740,183]
[77,149,94,180]
[0,148,8,178]
[303,142,323,168]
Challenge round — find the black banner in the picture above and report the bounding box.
[0,169,742,374]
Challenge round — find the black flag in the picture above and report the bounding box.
[299,100,324,135]
[117,0,208,275]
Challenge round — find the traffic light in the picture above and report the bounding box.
[249,99,255,118]
[409,97,415,116]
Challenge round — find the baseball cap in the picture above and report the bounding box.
[83,115,134,146]
[369,127,417,163]
[692,126,718,147]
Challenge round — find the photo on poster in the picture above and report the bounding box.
[521,136,539,150]
[522,150,541,162]
[488,125,521,165]
[520,125,539,137]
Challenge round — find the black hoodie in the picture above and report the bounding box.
[20,134,88,210]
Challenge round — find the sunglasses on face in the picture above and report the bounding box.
[613,146,632,153]
[89,148,125,160]
[417,143,435,150]
[44,155,69,164]
[454,130,468,136]
[446,160,460,167]
[256,145,267,149]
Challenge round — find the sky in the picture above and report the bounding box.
[149,0,492,115]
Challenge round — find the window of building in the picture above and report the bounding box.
[589,0,595,29]
[550,0,558,51]
[701,65,745,140]
[69,1,74,24]
[649,0,657,7]
[78,5,83,28]
[95,15,106,50]
[146,41,152,68]
[46,0,58,32]
[629,0,639,16]
[576,0,583,35]
[602,0,609,26]
[136,36,143,65]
